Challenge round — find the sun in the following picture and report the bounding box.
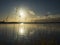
[19,8,26,18]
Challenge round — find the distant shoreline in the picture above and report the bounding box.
[0,22,60,24]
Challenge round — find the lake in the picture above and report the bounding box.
[0,23,60,45]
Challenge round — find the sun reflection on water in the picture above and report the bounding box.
[19,28,25,35]
[20,23,24,25]
[18,23,25,35]
[18,23,35,36]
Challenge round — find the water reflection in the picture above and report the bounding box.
[0,23,60,45]
[18,23,35,37]
[19,28,25,35]
[19,23,25,35]
[20,23,24,25]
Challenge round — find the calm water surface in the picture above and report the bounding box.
[0,23,60,45]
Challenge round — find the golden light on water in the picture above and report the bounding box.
[20,23,24,25]
[19,28,25,35]
[19,23,25,35]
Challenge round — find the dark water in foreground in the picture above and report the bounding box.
[0,23,60,45]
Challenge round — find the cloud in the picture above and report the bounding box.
[28,10,35,15]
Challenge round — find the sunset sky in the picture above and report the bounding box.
[0,0,60,21]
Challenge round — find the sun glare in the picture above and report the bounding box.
[19,28,25,35]
[19,8,26,18]
[20,23,24,25]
